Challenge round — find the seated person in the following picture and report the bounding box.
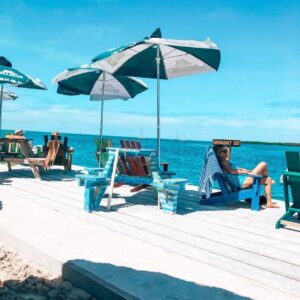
[14,129,25,137]
[52,131,60,140]
[213,145,279,208]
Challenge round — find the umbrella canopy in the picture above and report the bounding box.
[52,67,147,100]
[1,90,18,100]
[0,56,12,67]
[91,28,221,162]
[0,61,47,136]
[0,65,32,85]
[52,66,148,165]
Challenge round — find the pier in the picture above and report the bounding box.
[0,164,299,299]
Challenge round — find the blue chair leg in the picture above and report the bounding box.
[84,187,96,212]
[78,178,85,186]
[157,185,180,214]
[94,186,108,209]
[251,178,261,211]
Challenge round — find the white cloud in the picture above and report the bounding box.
[2,103,300,142]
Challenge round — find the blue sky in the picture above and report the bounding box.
[1,0,300,142]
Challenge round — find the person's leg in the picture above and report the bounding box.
[261,176,279,208]
[242,176,279,208]
[250,162,268,177]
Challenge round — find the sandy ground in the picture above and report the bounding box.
[0,242,99,300]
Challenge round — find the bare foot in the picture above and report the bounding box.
[266,202,280,208]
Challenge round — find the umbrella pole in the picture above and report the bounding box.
[99,99,104,167]
[99,72,106,167]
[156,46,161,165]
[0,85,3,138]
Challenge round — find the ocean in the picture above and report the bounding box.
[8,130,300,200]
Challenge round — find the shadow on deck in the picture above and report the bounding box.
[62,259,252,300]
[103,187,255,215]
[0,166,83,182]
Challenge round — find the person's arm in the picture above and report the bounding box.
[221,161,249,175]
[237,167,251,173]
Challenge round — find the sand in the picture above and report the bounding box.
[0,242,98,300]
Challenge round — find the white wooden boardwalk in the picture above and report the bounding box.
[0,164,299,300]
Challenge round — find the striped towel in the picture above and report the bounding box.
[199,146,223,198]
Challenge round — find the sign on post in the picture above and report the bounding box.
[212,139,241,147]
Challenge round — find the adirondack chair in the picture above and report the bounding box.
[199,147,262,211]
[276,151,300,229]
[119,139,175,179]
[149,152,188,214]
[28,140,61,168]
[119,140,149,177]
[76,149,118,212]
[43,135,73,171]
[95,138,113,167]
[76,148,188,213]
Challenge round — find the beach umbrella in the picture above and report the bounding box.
[52,66,148,164]
[0,62,47,136]
[2,90,18,101]
[91,28,221,163]
[1,90,18,101]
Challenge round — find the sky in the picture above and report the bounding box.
[0,0,300,142]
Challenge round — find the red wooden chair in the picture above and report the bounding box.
[119,139,150,191]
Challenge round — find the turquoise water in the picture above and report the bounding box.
[9,130,300,200]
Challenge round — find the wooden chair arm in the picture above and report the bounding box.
[239,173,262,179]
[160,162,169,172]
[283,171,300,178]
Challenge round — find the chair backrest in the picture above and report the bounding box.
[149,152,161,182]
[96,139,113,167]
[51,135,62,140]
[285,151,300,207]
[286,151,300,172]
[63,136,68,149]
[119,140,149,176]
[199,146,234,198]
[102,149,118,178]
[120,140,141,149]
[45,140,61,168]
[96,138,113,150]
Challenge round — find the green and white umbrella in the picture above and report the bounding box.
[91,28,221,162]
[0,63,47,136]
[52,66,148,163]
[1,90,18,101]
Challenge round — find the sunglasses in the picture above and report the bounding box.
[221,149,228,153]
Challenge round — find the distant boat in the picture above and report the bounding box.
[139,128,143,139]
[175,131,186,141]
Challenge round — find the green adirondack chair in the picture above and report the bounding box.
[95,138,113,167]
[276,151,300,229]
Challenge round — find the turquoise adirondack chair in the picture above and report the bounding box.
[149,152,188,214]
[199,146,262,211]
[276,151,300,229]
[76,149,117,212]
[76,148,188,213]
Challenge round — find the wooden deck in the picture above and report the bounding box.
[0,164,300,299]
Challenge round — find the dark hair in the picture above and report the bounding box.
[213,145,226,168]
[213,145,224,155]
